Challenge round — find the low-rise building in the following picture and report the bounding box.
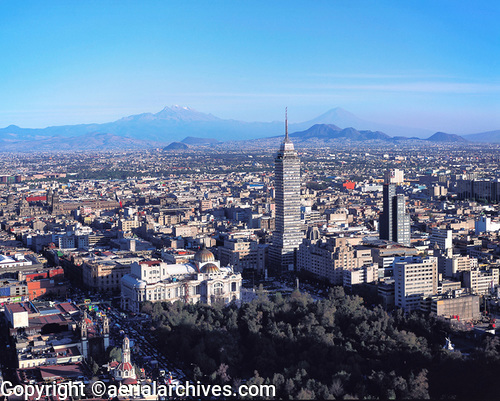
[81,255,142,293]
[0,253,32,268]
[2,301,99,369]
[430,293,481,321]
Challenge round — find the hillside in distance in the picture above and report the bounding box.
[181,136,221,145]
[290,124,392,141]
[0,132,157,152]
[463,130,500,143]
[427,132,468,143]
[163,142,190,151]
[0,106,438,145]
[0,105,494,151]
[291,107,435,138]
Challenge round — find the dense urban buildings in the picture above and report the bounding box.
[297,227,373,285]
[2,141,500,399]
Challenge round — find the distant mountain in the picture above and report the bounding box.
[290,107,434,138]
[0,132,156,152]
[181,136,220,145]
[463,130,500,143]
[0,105,284,145]
[290,124,342,139]
[142,105,220,122]
[163,141,189,151]
[291,108,366,131]
[290,124,392,141]
[1,105,495,151]
[426,132,468,143]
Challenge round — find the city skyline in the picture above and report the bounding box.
[2,132,500,399]
[1,1,499,134]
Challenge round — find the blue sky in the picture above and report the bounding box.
[0,1,499,134]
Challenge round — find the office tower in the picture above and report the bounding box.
[380,184,411,246]
[395,256,438,312]
[384,168,404,184]
[269,111,302,273]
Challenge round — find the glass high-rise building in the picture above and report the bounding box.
[380,183,411,246]
[269,112,302,273]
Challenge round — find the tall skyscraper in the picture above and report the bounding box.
[380,183,411,246]
[269,110,302,273]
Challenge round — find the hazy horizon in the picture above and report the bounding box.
[1,1,499,135]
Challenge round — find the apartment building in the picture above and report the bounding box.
[395,256,438,312]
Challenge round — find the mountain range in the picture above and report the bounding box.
[284,124,474,145]
[290,124,392,141]
[0,105,498,151]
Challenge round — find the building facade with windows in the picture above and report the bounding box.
[379,183,411,247]
[218,238,267,274]
[121,247,242,313]
[269,113,303,273]
[297,229,373,285]
[395,256,438,312]
[463,268,499,296]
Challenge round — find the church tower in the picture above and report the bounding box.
[111,335,136,381]
[122,336,131,365]
[102,314,110,349]
[80,311,88,358]
[46,188,53,209]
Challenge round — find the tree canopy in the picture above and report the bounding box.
[143,288,500,399]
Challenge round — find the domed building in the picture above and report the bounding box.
[194,246,215,264]
[201,263,220,274]
[121,248,242,313]
[193,246,221,273]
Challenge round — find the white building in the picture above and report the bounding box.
[395,256,438,312]
[444,255,476,278]
[463,268,499,296]
[0,253,32,269]
[384,169,404,185]
[121,247,242,313]
[429,228,452,252]
[475,216,500,235]
[343,263,378,289]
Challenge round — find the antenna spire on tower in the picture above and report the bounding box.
[285,107,289,141]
